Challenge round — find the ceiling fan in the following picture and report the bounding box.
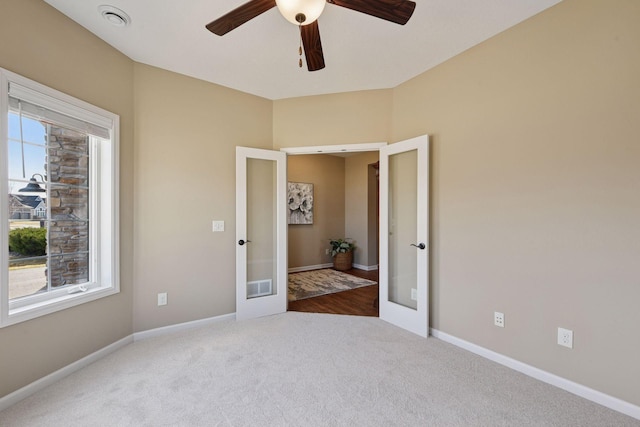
[206,0,416,71]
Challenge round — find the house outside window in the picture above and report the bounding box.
[1,68,119,327]
[33,204,46,218]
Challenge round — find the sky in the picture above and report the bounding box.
[7,112,47,194]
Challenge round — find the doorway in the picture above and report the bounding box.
[286,152,380,316]
[236,137,430,337]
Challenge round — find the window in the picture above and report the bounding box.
[1,68,119,327]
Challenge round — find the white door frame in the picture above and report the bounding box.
[280,142,388,156]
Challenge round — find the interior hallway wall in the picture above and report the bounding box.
[367,163,379,267]
[392,0,640,406]
[345,152,379,268]
[287,155,345,269]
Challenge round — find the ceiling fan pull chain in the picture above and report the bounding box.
[298,24,303,68]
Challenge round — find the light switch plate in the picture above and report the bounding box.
[212,220,225,232]
[157,292,167,306]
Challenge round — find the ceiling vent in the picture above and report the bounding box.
[98,5,131,27]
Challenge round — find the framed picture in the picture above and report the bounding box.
[288,182,313,224]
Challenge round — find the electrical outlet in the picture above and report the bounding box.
[494,311,505,327]
[411,288,417,301]
[325,249,330,255]
[157,292,167,306]
[558,327,573,348]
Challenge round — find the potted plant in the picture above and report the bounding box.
[329,238,356,271]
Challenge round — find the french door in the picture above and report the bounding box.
[235,136,429,336]
[379,135,429,337]
[235,147,287,320]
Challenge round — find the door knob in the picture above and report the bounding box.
[238,239,252,246]
[411,243,426,250]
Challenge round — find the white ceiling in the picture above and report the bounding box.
[44,0,561,100]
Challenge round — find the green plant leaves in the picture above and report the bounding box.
[329,238,355,257]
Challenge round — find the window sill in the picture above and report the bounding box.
[2,285,118,328]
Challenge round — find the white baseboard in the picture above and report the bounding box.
[430,328,640,421]
[133,312,236,341]
[289,263,378,273]
[0,335,133,412]
[353,263,378,271]
[288,263,332,273]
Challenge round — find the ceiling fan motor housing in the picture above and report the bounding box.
[275,0,326,25]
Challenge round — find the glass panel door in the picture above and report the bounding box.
[388,149,418,309]
[236,147,287,320]
[246,158,277,299]
[379,135,429,337]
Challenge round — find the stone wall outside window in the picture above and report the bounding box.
[46,126,89,288]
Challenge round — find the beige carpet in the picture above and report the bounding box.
[288,268,376,301]
[0,312,638,426]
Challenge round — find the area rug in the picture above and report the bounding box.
[288,268,376,301]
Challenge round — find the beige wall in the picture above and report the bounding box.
[392,0,640,406]
[273,90,393,149]
[345,152,379,267]
[132,64,272,332]
[287,155,345,268]
[0,0,134,398]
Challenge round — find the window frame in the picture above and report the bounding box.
[0,68,120,327]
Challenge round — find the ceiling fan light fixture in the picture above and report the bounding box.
[275,0,326,25]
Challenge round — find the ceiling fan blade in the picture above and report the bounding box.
[206,0,276,36]
[301,21,325,72]
[328,0,416,25]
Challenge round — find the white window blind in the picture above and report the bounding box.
[8,82,111,139]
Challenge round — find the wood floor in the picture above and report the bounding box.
[287,268,379,317]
